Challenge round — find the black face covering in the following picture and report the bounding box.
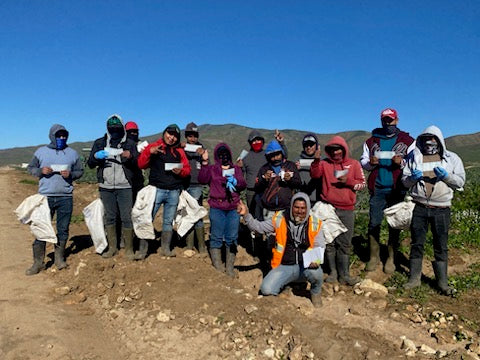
[127,130,139,143]
[383,124,398,136]
[217,147,231,165]
[109,125,125,140]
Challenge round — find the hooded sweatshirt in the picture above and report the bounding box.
[88,115,139,189]
[255,141,301,211]
[28,124,84,196]
[137,125,191,190]
[295,133,321,203]
[310,136,366,210]
[198,143,246,210]
[402,125,465,207]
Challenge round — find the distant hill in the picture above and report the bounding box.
[1,124,478,167]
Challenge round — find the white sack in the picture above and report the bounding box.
[173,190,208,237]
[132,185,157,240]
[310,201,348,244]
[15,194,57,243]
[82,198,108,253]
[384,196,415,230]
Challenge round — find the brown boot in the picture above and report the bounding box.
[311,292,323,308]
[123,228,135,261]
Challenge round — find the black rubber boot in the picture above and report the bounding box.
[134,239,148,260]
[210,248,224,272]
[365,234,380,271]
[432,261,456,296]
[160,231,175,257]
[185,229,195,250]
[225,245,237,278]
[54,241,68,270]
[337,253,360,286]
[26,241,46,276]
[324,245,338,283]
[404,258,423,290]
[196,227,207,254]
[311,292,323,308]
[123,228,135,261]
[102,224,118,258]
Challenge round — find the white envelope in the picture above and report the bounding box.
[418,161,443,172]
[334,169,349,178]
[374,151,396,159]
[165,163,183,171]
[104,147,124,156]
[299,159,314,169]
[222,168,235,177]
[137,140,149,153]
[51,164,69,172]
[237,149,249,161]
[184,144,202,152]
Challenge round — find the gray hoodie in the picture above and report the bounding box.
[402,125,465,207]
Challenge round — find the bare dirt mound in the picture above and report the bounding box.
[1,168,477,359]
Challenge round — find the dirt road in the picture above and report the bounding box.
[0,168,475,359]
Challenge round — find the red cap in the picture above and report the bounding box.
[125,121,138,131]
[380,108,398,120]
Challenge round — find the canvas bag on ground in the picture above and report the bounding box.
[82,198,108,253]
[383,196,415,230]
[15,194,57,243]
[173,190,208,237]
[310,201,348,244]
[132,185,157,240]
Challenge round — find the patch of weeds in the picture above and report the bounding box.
[19,178,38,185]
[449,263,480,294]
[384,272,432,304]
[70,214,84,224]
[215,315,224,325]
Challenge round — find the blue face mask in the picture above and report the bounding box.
[56,138,67,150]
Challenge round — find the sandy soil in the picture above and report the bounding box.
[1,167,479,360]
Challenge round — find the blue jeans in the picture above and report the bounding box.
[100,188,133,228]
[187,185,204,229]
[260,264,324,295]
[209,207,240,249]
[33,196,73,246]
[152,188,180,232]
[410,205,450,262]
[368,188,404,242]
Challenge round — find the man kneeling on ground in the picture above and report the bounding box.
[237,192,325,307]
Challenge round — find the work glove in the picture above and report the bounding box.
[434,166,448,180]
[411,169,423,181]
[226,175,237,192]
[94,150,109,160]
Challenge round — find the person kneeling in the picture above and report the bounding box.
[237,193,325,307]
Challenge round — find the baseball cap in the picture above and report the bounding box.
[380,108,398,120]
[125,121,138,131]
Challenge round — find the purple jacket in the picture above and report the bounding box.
[198,143,246,210]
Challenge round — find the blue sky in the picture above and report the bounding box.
[1,0,479,150]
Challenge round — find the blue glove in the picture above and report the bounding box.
[226,175,237,192]
[94,150,109,160]
[434,166,448,180]
[411,169,423,181]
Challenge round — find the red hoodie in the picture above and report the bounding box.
[310,136,366,210]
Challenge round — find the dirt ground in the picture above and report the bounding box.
[1,167,480,360]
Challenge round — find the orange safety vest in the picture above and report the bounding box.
[270,212,322,269]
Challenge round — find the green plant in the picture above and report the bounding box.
[19,178,38,185]
[449,263,480,294]
[70,214,85,223]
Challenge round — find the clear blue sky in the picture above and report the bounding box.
[1,0,479,150]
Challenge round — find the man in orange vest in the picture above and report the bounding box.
[237,192,325,307]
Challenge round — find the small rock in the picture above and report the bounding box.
[405,350,416,357]
[400,336,417,352]
[104,280,115,289]
[289,345,302,360]
[333,284,340,292]
[356,279,388,297]
[199,318,208,325]
[227,321,235,327]
[432,310,444,319]
[419,344,436,355]
[354,288,364,295]
[47,344,54,349]
[405,304,417,312]
[211,328,222,336]
[244,304,258,315]
[55,286,71,296]
[74,261,87,276]
[156,312,170,322]
[116,295,125,303]
[183,249,196,258]
[281,325,291,336]
[409,313,423,324]
[390,312,400,319]
[263,348,275,358]
[437,350,448,358]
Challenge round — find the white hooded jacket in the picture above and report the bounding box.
[402,125,465,207]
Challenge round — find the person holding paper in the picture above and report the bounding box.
[295,133,322,205]
[311,136,366,285]
[88,115,139,260]
[181,122,207,253]
[360,108,415,274]
[138,124,191,257]
[402,125,465,295]
[26,124,84,275]
[237,192,324,307]
[198,143,246,277]
[125,121,145,203]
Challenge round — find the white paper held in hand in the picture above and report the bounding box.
[334,169,349,178]
[302,247,324,268]
[104,147,124,156]
[374,150,396,159]
[165,163,183,171]
[222,168,235,177]
[51,164,69,172]
[299,159,314,169]
[184,144,202,152]
[237,149,249,161]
